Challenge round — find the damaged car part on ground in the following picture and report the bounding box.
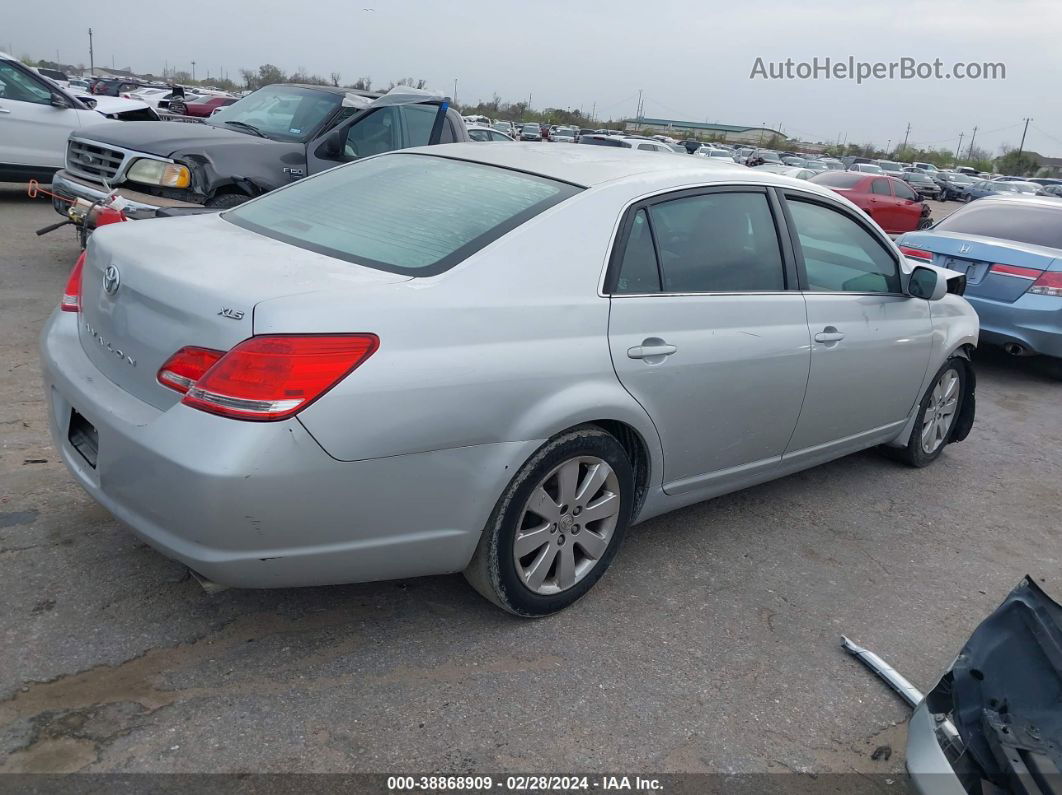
[845,577,1062,795]
[41,145,978,615]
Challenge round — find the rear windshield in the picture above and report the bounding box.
[809,172,864,188]
[224,154,581,275]
[934,204,1062,249]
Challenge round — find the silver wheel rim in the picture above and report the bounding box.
[921,368,961,454]
[513,456,621,595]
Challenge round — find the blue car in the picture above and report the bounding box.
[960,179,1042,202]
[896,195,1062,377]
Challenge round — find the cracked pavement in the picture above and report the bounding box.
[1,187,1059,776]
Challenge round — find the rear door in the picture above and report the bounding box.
[867,178,898,232]
[780,193,933,454]
[606,187,812,495]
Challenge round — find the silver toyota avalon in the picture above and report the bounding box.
[40,144,979,615]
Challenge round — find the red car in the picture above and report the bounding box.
[809,172,929,234]
[177,96,237,117]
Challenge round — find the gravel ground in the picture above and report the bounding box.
[0,188,1058,782]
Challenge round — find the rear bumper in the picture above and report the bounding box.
[50,169,201,219]
[967,292,1062,358]
[40,309,538,588]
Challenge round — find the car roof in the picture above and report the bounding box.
[406,142,841,196]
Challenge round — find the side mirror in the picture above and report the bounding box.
[908,266,947,301]
[317,127,345,159]
[50,92,71,108]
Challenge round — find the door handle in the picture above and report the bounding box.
[0,106,11,114]
[814,327,845,344]
[627,341,677,359]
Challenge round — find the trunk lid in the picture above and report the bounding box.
[78,213,411,410]
[897,231,1058,303]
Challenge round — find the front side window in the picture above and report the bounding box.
[344,107,401,159]
[787,199,901,293]
[626,192,786,293]
[0,61,53,105]
[225,154,580,275]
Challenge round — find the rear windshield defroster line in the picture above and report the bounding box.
[224,154,582,276]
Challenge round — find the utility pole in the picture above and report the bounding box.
[191,61,196,81]
[954,132,964,162]
[1017,117,1032,158]
[528,89,532,111]
[591,102,596,121]
[88,28,94,76]
[636,89,643,121]
[886,139,892,156]
[900,122,911,154]
[966,126,978,160]
[452,78,457,105]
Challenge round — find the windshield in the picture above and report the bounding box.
[877,161,902,170]
[906,172,931,182]
[857,164,884,173]
[225,154,581,275]
[1013,182,1039,193]
[934,203,1062,249]
[522,124,538,132]
[207,84,342,141]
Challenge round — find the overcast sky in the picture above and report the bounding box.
[8,0,1062,155]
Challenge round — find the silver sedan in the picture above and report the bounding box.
[40,144,979,615]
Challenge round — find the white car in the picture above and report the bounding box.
[467,124,514,142]
[0,52,159,183]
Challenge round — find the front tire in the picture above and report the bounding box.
[889,358,967,467]
[464,427,634,616]
[205,192,248,209]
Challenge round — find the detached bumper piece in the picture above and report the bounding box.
[919,577,1062,795]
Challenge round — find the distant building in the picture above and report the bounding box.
[624,117,787,144]
[1022,151,1062,177]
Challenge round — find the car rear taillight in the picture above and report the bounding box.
[60,251,86,312]
[898,246,933,262]
[157,346,225,393]
[989,263,1041,280]
[1028,270,1062,297]
[177,334,379,421]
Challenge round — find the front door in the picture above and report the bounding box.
[0,59,82,172]
[781,194,934,454]
[606,187,812,495]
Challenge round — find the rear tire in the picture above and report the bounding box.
[887,358,967,467]
[464,427,634,617]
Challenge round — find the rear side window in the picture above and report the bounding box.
[225,154,580,275]
[893,181,918,201]
[614,210,660,293]
[787,200,901,293]
[870,179,891,195]
[612,191,786,294]
[934,204,1062,249]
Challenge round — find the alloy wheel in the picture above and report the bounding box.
[921,368,961,454]
[512,456,621,595]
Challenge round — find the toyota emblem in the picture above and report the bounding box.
[103,265,121,296]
